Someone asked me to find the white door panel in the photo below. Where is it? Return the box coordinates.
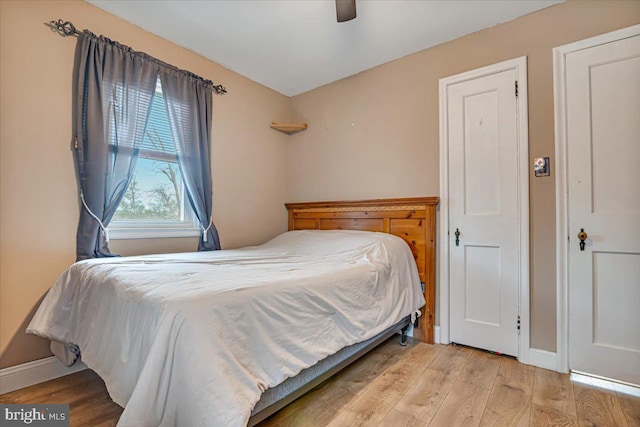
[566,34,640,384]
[448,68,520,357]
[463,245,502,326]
[592,252,640,352]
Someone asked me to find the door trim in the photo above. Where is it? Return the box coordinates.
[438,56,530,362]
[553,24,640,374]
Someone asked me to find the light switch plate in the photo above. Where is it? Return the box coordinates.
[534,157,550,177]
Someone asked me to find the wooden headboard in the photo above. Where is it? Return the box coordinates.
[285,197,439,344]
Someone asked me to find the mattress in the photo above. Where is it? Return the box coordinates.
[27,230,424,426]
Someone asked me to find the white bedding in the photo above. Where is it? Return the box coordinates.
[27,230,425,426]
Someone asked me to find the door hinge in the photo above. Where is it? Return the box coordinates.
[515,80,519,98]
[517,315,521,334]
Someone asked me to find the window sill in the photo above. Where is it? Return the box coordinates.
[108,226,201,240]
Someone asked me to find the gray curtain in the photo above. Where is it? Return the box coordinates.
[159,70,221,250]
[74,31,158,260]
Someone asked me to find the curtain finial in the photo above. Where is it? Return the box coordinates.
[45,19,80,37]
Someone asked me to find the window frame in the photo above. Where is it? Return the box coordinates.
[108,80,201,240]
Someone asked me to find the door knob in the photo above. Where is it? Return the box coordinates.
[577,228,588,251]
[454,228,460,247]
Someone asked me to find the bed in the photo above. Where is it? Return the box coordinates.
[27,197,438,426]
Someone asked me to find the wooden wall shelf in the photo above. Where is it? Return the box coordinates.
[271,122,308,135]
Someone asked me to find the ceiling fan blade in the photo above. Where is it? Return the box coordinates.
[336,0,356,22]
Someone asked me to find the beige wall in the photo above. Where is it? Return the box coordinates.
[288,1,640,351]
[2,0,639,370]
[0,0,290,368]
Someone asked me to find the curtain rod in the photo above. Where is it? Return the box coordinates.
[44,19,227,95]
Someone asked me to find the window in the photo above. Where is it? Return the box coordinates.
[109,77,199,239]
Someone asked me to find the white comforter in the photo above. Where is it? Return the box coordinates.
[27,230,424,426]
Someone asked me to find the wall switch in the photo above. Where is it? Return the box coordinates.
[534,157,550,177]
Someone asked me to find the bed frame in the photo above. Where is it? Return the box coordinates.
[285,197,439,343]
[248,316,411,425]
[247,197,439,425]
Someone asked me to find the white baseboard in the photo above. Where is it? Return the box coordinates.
[434,326,441,344]
[0,357,87,395]
[527,348,557,371]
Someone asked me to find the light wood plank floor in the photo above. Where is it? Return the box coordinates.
[1,338,638,426]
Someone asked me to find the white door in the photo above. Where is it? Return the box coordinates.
[446,66,522,357]
[565,31,640,385]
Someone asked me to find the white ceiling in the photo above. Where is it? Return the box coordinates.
[86,0,563,96]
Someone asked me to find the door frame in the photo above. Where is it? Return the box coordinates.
[553,24,640,374]
[438,56,530,362]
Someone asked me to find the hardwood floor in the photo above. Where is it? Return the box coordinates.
[1,338,638,426]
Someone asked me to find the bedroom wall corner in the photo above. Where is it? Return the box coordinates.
[0,0,291,370]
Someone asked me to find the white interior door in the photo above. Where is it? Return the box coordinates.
[447,67,521,357]
[565,32,640,385]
